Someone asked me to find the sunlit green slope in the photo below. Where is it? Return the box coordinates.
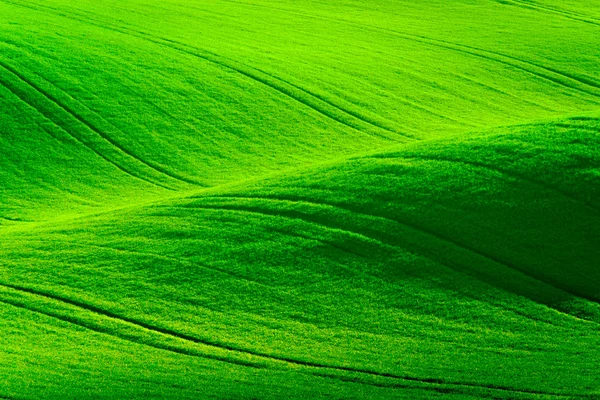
[1,0,600,398]
[2,117,600,399]
[2,0,600,220]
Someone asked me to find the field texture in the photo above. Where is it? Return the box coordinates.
[1,0,600,399]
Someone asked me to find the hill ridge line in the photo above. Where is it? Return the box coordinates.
[1,114,598,232]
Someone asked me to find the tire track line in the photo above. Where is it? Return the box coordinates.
[31,70,205,187]
[164,202,393,254]
[149,207,375,276]
[157,205,401,287]
[401,35,600,100]
[0,292,536,399]
[0,0,414,141]
[163,202,575,329]
[0,281,575,396]
[10,216,569,330]
[555,123,600,134]
[178,196,530,280]
[163,44,404,140]
[136,37,412,141]
[250,65,427,135]
[493,0,600,27]
[10,236,278,291]
[61,0,584,126]
[0,57,202,188]
[242,41,476,128]
[0,216,31,223]
[220,0,600,100]
[0,295,263,369]
[452,71,555,111]
[263,223,368,260]
[0,66,173,191]
[396,27,600,100]
[197,195,600,314]
[11,0,599,134]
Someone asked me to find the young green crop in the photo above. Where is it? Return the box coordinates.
[1,0,599,399]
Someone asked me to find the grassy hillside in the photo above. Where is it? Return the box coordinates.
[3,0,600,220]
[1,0,599,399]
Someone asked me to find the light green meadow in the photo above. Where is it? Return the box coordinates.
[1,0,599,398]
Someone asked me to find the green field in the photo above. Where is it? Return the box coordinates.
[1,0,600,398]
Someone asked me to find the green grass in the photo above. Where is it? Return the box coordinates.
[1,0,599,399]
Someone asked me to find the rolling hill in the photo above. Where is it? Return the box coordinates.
[1,0,599,399]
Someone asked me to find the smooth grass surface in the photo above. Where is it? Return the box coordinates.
[3,0,600,220]
[1,0,600,399]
